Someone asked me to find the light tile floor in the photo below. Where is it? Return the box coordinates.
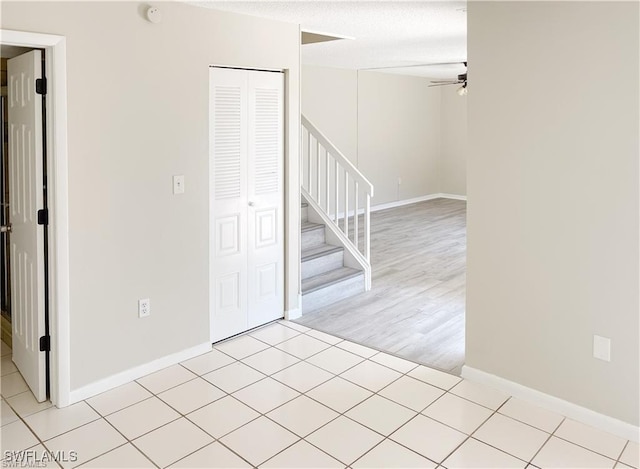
[1,320,638,468]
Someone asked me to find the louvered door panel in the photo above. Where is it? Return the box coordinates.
[247,72,284,328]
[210,68,248,342]
[254,88,280,195]
[214,86,242,200]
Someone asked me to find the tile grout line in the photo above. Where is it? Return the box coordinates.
[615,440,630,467]
[82,379,256,469]
[431,398,517,467]
[548,419,629,464]
[1,389,54,420]
[525,419,563,467]
[81,398,162,469]
[2,395,65,469]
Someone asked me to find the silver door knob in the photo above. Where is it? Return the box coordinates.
[248,201,254,207]
[0,224,11,233]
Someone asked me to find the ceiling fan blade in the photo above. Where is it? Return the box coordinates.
[428,83,459,87]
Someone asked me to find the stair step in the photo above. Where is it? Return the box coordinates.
[301,243,344,279]
[301,222,323,233]
[301,202,308,208]
[302,243,342,261]
[302,267,362,295]
[301,222,325,249]
[302,267,365,312]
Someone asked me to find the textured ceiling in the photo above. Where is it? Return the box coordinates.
[192,1,467,78]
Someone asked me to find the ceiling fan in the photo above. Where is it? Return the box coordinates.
[428,61,467,95]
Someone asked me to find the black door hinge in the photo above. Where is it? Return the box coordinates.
[39,335,50,352]
[37,209,48,226]
[36,78,47,95]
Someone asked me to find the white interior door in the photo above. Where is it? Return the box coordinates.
[7,50,47,401]
[210,67,284,342]
[210,68,249,342]
[247,71,284,328]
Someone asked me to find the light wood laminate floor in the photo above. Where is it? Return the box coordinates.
[295,198,466,374]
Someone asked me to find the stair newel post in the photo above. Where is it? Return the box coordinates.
[365,193,371,263]
[344,172,349,239]
[354,181,359,251]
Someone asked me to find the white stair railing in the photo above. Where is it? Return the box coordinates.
[301,115,374,290]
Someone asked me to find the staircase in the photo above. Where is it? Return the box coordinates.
[300,115,374,313]
[301,203,365,312]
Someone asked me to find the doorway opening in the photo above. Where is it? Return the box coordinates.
[1,45,51,402]
[1,30,69,408]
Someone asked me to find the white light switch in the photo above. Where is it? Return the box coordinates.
[593,335,611,362]
[173,175,185,194]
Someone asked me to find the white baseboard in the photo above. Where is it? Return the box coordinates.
[439,193,467,201]
[69,342,212,404]
[285,307,302,320]
[461,365,640,443]
[371,193,467,213]
[313,193,468,222]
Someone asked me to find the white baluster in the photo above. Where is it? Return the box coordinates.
[334,161,339,224]
[354,181,359,251]
[365,193,371,262]
[307,131,311,192]
[344,172,349,238]
[316,141,321,203]
[326,151,330,213]
[302,127,306,191]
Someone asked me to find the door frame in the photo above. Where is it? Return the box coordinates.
[1,29,70,407]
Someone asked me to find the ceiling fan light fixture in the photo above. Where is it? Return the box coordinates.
[457,84,468,96]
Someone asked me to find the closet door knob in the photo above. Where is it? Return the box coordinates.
[248,201,255,207]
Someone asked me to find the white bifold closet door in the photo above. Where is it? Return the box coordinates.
[210,67,284,343]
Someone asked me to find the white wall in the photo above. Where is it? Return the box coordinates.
[1,2,300,392]
[302,65,467,205]
[358,72,442,204]
[302,65,357,164]
[440,86,467,196]
[466,1,639,426]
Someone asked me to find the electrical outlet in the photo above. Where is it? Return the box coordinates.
[138,298,151,318]
[593,335,610,362]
